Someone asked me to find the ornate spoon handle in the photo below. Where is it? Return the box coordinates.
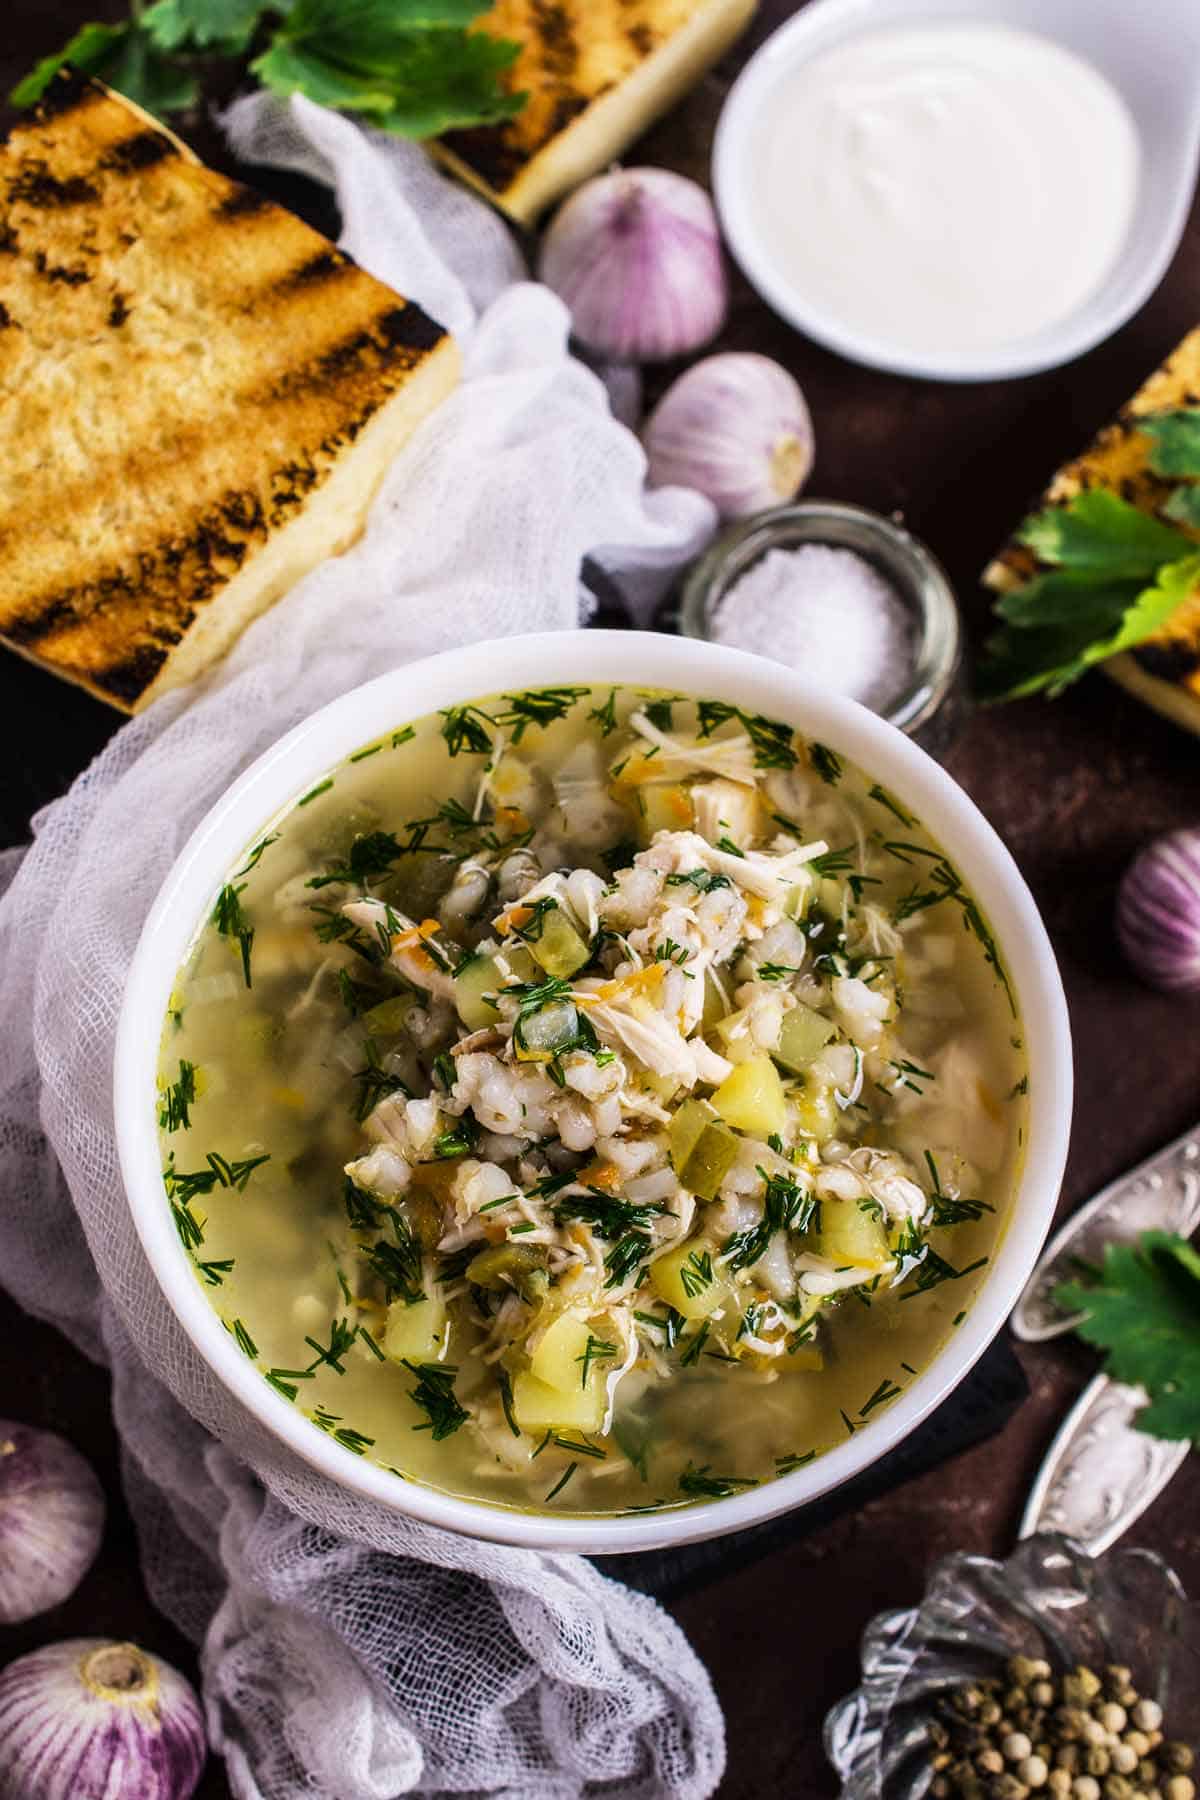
[1012,1122,1200,1343]
[1019,1373,1190,1555]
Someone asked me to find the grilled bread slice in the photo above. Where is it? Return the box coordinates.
[983,326,1200,736]
[0,72,459,713]
[436,0,756,226]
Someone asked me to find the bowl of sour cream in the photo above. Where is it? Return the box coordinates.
[714,0,1200,381]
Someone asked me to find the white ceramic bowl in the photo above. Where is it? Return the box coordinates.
[713,0,1200,382]
[115,631,1072,1554]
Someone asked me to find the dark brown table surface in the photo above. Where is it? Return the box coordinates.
[4,4,1200,1795]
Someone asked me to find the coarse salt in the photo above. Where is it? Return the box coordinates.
[710,543,914,712]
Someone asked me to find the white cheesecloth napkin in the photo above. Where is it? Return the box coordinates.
[0,94,724,1799]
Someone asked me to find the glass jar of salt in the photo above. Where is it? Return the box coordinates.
[679,501,962,746]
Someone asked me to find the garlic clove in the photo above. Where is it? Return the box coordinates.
[0,1421,105,1625]
[1117,827,1200,992]
[642,353,815,519]
[0,1639,206,1800]
[539,167,728,364]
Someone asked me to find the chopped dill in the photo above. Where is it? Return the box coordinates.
[212,882,254,987]
[810,742,842,785]
[576,1335,617,1387]
[230,1318,258,1360]
[807,845,856,878]
[868,783,914,826]
[310,1408,374,1455]
[234,833,280,877]
[303,1317,359,1375]
[402,1361,469,1439]
[775,1450,816,1474]
[545,1462,578,1502]
[440,704,494,756]
[678,1249,714,1299]
[496,687,589,741]
[642,697,676,731]
[350,1039,410,1123]
[634,1307,685,1350]
[757,962,802,982]
[678,1463,758,1499]
[298,778,334,806]
[158,1059,196,1133]
[664,868,732,894]
[363,1225,424,1305]
[552,1434,606,1460]
[194,1256,234,1287]
[679,1321,711,1366]
[496,1368,520,1437]
[588,689,619,735]
[859,1377,902,1417]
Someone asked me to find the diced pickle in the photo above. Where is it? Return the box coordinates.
[530,1311,594,1389]
[669,1098,713,1174]
[514,997,580,1061]
[466,1242,548,1300]
[638,783,694,842]
[526,907,590,979]
[383,1295,446,1362]
[362,995,411,1038]
[711,1055,788,1138]
[701,972,728,1029]
[816,1197,892,1271]
[793,1077,839,1142]
[650,1241,731,1321]
[452,955,501,1030]
[512,1370,606,1434]
[774,1003,837,1074]
[681,1123,739,1201]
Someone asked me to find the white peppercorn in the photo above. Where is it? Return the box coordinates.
[1020,1755,1049,1788]
[1073,1779,1101,1800]
[1047,1774,1072,1798]
[1165,1779,1196,1800]
[1004,1734,1034,1764]
[1083,1721,1110,1748]
[1032,1683,1056,1708]
[1109,1744,1138,1775]
[1099,1706,1129,1736]
[1131,1702,1163,1734]
[1126,1734,1152,1759]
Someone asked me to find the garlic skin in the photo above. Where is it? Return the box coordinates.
[0,1639,205,1800]
[0,1422,105,1624]
[1117,827,1200,992]
[643,353,815,518]
[539,168,727,363]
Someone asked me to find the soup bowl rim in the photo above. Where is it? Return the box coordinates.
[114,630,1072,1554]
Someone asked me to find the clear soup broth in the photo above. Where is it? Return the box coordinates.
[157,685,1026,1516]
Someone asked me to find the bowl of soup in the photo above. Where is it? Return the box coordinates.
[115,631,1071,1552]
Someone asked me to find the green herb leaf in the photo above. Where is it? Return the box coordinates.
[1056,1231,1200,1442]
[1141,409,1200,480]
[143,0,267,52]
[251,0,524,139]
[10,21,199,114]
[1016,487,1190,580]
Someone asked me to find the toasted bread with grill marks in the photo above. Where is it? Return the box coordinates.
[435,0,756,225]
[984,325,1200,736]
[0,70,459,712]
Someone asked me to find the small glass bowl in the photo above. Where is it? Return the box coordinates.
[824,1533,1200,1799]
[678,501,964,750]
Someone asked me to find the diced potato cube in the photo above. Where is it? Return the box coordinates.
[512,1371,607,1434]
[711,1054,788,1138]
[793,1077,839,1142]
[453,954,502,1030]
[692,778,762,846]
[383,1296,446,1362]
[816,1198,891,1271]
[526,908,590,979]
[530,1311,594,1390]
[649,1242,730,1321]
[774,1003,837,1074]
[638,783,694,842]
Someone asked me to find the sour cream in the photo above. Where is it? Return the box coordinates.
[748,22,1140,356]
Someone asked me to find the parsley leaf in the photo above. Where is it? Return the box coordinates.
[252,0,524,139]
[11,20,199,113]
[144,0,267,52]
[980,431,1200,700]
[1057,1231,1200,1443]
